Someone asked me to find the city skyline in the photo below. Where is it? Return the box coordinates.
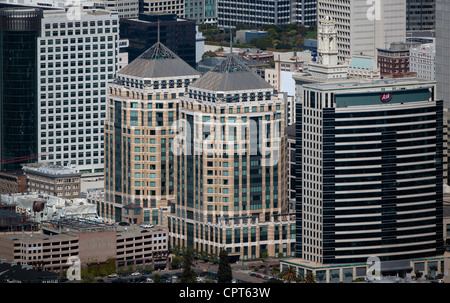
[0,0,449,287]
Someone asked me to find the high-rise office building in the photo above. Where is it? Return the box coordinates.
[406,0,435,31]
[167,54,295,259]
[37,8,120,173]
[104,41,200,224]
[93,0,139,19]
[286,19,444,280]
[0,8,43,171]
[436,0,450,186]
[296,78,443,265]
[217,0,293,29]
[292,0,316,26]
[184,0,216,24]
[317,0,406,63]
[139,0,185,19]
[436,0,449,109]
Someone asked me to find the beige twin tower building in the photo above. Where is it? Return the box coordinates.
[104,42,295,260]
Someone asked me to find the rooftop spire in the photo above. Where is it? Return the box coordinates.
[157,19,160,43]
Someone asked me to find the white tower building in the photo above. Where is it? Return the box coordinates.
[37,8,120,173]
[317,0,406,63]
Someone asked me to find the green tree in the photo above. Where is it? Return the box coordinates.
[180,249,197,283]
[281,266,297,283]
[217,250,233,283]
[154,273,162,283]
[171,255,182,269]
[304,271,317,283]
[202,50,217,60]
[81,271,96,283]
[249,36,273,50]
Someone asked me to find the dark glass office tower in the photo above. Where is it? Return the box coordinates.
[119,13,196,68]
[0,8,43,171]
[296,78,444,265]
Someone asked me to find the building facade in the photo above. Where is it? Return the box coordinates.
[217,0,292,29]
[104,41,200,225]
[0,171,27,195]
[0,8,43,171]
[36,8,119,174]
[406,0,435,31]
[317,0,406,63]
[22,164,82,199]
[139,0,185,19]
[377,45,411,77]
[0,219,169,272]
[292,0,316,27]
[93,0,139,19]
[296,78,443,265]
[184,0,216,24]
[409,42,436,80]
[167,55,294,259]
[436,0,450,109]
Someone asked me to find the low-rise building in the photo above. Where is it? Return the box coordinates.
[22,164,81,199]
[0,218,169,273]
[0,171,27,195]
[409,42,436,80]
[0,260,59,283]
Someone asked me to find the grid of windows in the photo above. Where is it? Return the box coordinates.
[37,11,119,173]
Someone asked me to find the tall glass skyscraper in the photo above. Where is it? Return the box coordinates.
[0,8,43,171]
[296,78,444,265]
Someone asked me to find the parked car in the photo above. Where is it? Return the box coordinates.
[131,272,140,276]
[255,274,263,278]
[108,273,118,278]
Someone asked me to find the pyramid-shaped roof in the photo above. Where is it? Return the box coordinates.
[119,42,200,79]
[189,55,272,92]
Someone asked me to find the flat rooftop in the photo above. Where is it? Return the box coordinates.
[304,77,435,91]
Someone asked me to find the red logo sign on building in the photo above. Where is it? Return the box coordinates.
[381,93,393,102]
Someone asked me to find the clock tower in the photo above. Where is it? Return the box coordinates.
[317,16,338,66]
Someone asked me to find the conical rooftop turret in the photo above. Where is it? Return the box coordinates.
[119,42,200,79]
[190,54,272,92]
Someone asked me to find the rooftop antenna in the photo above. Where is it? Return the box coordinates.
[157,19,160,43]
[229,28,232,55]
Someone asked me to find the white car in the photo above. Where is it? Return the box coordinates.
[108,273,118,278]
[146,278,153,283]
[131,272,140,276]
